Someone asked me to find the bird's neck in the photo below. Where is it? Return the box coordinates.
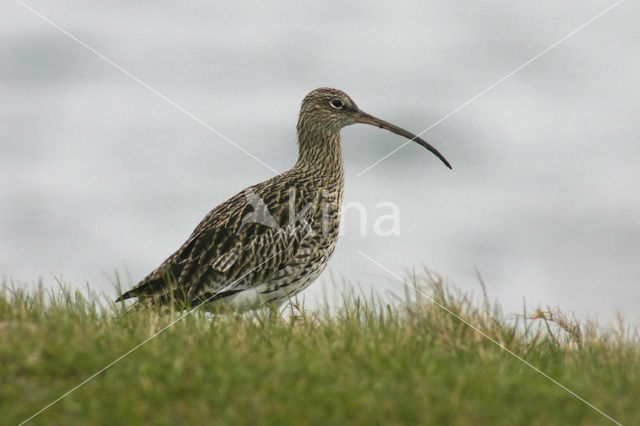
[294,125,344,185]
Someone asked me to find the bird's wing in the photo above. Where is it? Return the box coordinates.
[116,172,319,303]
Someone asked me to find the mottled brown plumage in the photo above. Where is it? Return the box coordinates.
[116,88,451,311]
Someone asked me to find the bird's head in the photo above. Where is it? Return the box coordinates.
[298,87,451,169]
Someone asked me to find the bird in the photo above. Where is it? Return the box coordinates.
[115,87,451,312]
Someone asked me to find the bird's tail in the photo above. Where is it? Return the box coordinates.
[114,268,181,303]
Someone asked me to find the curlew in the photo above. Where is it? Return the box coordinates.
[116,88,451,311]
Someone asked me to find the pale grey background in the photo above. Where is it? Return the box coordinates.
[1,1,639,325]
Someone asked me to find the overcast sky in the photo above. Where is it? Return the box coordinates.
[1,1,639,325]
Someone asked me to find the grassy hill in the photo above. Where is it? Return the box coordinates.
[1,275,637,425]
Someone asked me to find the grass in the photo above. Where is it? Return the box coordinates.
[1,274,638,425]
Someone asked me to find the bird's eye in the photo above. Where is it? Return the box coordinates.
[330,99,343,109]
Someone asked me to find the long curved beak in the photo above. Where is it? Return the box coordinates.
[355,109,452,169]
